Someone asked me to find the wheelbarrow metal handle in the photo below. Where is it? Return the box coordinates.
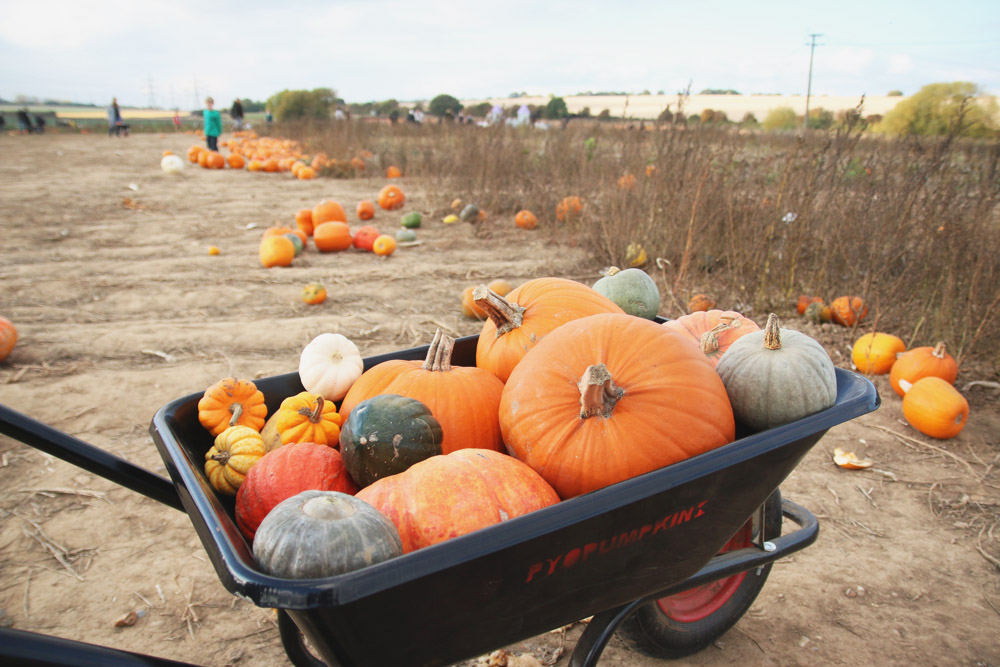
[0,403,184,512]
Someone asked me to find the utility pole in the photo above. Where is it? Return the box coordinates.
[145,75,156,109]
[804,33,823,130]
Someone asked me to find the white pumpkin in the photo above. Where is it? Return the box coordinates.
[298,333,364,402]
[161,154,184,174]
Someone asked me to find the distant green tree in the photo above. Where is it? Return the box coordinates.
[241,99,267,112]
[467,102,493,117]
[876,82,998,138]
[544,96,569,119]
[762,106,798,131]
[657,108,674,123]
[375,99,401,116]
[267,88,337,122]
[597,109,612,120]
[887,90,903,96]
[428,94,463,117]
[741,112,758,126]
[807,107,834,130]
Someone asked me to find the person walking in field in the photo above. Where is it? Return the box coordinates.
[230,98,244,131]
[107,98,123,137]
[173,109,182,132]
[203,97,222,152]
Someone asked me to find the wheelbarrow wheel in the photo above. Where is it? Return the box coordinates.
[616,489,783,659]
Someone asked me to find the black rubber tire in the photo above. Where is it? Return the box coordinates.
[616,489,783,660]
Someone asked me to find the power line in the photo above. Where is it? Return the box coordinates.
[804,33,824,131]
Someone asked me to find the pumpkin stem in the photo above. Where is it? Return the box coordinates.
[606,266,621,277]
[308,395,324,423]
[932,341,948,359]
[210,451,230,466]
[228,401,244,428]
[473,284,525,336]
[699,317,736,354]
[578,363,624,419]
[763,313,782,350]
[301,494,356,520]
[422,329,454,372]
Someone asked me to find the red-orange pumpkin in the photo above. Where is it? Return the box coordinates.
[661,310,760,368]
[500,313,735,499]
[830,296,868,326]
[0,316,18,363]
[339,330,505,455]
[474,277,625,383]
[235,442,357,540]
[352,225,381,251]
[356,449,560,553]
[889,342,958,397]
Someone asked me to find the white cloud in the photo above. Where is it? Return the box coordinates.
[887,54,913,75]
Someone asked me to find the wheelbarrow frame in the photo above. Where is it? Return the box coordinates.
[0,333,879,667]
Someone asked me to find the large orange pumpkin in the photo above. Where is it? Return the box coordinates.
[235,442,357,540]
[500,313,735,499]
[851,332,906,375]
[901,376,969,440]
[661,309,760,368]
[377,185,405,210]
[339,329,505,455]
[312,221,353,252]
[889,342,958,397]
[313,200,348,225]
[474,277,625,383]
[356,449,560,553]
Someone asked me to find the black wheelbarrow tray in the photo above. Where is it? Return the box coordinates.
[0,333,879,667]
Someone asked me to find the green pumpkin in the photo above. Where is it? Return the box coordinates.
[592,267,661,319]
[395,228,417,244]
[339,394,443,488]
[401,212,422,228]
[283,233,304,257]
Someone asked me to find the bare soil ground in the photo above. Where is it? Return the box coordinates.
[1,132,998,667]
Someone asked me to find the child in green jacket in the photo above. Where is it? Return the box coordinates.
[203,97,222,151]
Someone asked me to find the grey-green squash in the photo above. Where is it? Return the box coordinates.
[395,228,417,244]
[716,313,837,431]
[339,394,443,488]
[252,490,402,578]
[592,267,661,319]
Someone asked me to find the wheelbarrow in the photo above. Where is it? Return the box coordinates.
[0,333,880,666]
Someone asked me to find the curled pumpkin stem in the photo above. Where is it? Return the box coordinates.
[305,395,324,423]
[699,316,738,354]
[210,451,230,466]
[228,402,244,428]
[763,313,782,350]
[578,363,624,419]
[421,328,453,372]
[473,284,525,336]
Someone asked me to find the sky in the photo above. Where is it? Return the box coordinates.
[1,0,998,109]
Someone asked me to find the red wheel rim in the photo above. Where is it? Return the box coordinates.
[656,521,753,623]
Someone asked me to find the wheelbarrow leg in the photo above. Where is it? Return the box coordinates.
[568,601,644,667]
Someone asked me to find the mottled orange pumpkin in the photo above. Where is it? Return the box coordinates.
[501,313,735,499]
[339,329,506,456]
[830,296,868,327]
[474,277,625,383]
[555,195,583,222]
[662,310,760,368]
[302,283,327,305]
[356,448,560,553]
[687,294,716,312]
[514,210,538,230]
[377,185,405,210]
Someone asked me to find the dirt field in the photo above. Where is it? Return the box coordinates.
[1,131,998,667]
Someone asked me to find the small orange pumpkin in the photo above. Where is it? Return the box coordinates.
[372,234,397,256]
[461,286,486,319]
[385,165,402,178]
[302,283,327,305]
[198,378,268,436]
[514,210,538,230]
[356,200,376,220]
[830,296,868,327]
[901,376,969,439]
[296,166,317,179]
[0,316,17,363]
[617,173,637,190]
[555,196,583,222]
[259,235,296,267]
[796,295,824,315]
[852,332,906,375]
[889,342,958,397]
[260,392,343,451]
[294,208,314,236]
[313,200,347,225]
[687,294,716,312]
[226,153,246,169]
[313,221,353,252]
[377,185,405,210]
